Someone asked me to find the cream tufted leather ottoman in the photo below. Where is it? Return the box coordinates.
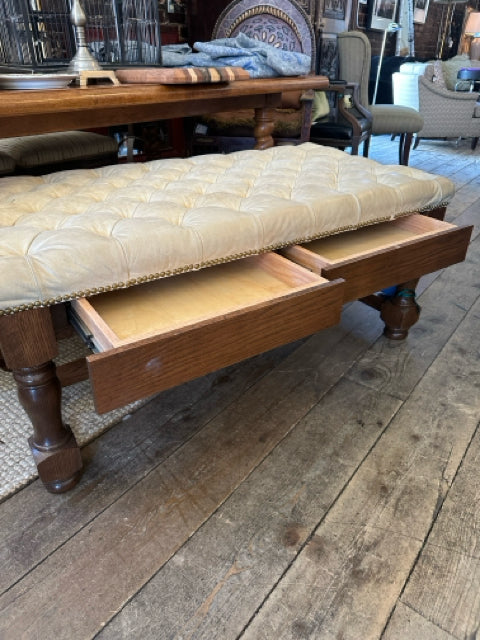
[0,143,472,493]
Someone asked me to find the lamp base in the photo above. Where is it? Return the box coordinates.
[470,37,480,61]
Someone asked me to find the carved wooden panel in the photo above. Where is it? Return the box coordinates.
[185,0,317,45]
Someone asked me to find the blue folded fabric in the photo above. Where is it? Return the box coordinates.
[161,33,311,78]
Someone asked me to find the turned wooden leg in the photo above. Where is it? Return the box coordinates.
[0,308,83,493]
[14,362,82,492]
[253,106,275,149]
[380,281,421,340]
[399,132,414,166]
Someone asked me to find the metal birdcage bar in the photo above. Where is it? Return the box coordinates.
[0,0,74,70]
[84,0,162,66]
[0,0,162,71]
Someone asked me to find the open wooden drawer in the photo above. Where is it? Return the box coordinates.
[281,213,472,302]
[69,253,345,413]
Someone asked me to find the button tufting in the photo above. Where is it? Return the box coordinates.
[0,143,455,315]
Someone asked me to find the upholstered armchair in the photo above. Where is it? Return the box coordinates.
[416,65,480,149]
[190,0,316,155]
[336,31,424,165]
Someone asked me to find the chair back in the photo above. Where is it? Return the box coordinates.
[212,0,315,72]
[337,31,371,107]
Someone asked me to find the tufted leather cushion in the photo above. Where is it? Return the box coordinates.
[0,131,118,170]
[0,143,454,315]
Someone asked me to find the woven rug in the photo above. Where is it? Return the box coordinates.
[0,334,147,502]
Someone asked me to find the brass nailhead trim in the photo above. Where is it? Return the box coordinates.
[0,204,450,317]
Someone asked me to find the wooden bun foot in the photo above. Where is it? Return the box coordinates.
[29,428,83,493]
[380,287,420,340]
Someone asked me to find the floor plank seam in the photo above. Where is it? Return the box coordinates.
[0,364,277,600]
[384,600,461,640]
[379,418,480,640]
[94,362,355,638]
[235,401,403,639]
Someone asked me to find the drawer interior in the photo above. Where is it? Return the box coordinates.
[70,252,329,351]
[280,213,472,302]
[296,214,453,266]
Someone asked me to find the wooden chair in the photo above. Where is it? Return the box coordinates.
[309,81,373,157]
[189,0,316,155]
[335,31,424,165]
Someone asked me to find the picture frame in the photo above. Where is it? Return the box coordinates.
[317,0,352,33]
[413,0,429,24]
[367,0,399,31]
[316,31,338,79]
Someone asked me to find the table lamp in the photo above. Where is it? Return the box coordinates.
[465,12,480,60]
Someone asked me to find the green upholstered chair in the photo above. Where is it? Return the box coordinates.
[0,131,118,175]
[337,31,424,165]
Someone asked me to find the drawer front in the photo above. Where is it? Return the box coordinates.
[86,278,344,413]
[283,216,472,302]
[323,225,471,301]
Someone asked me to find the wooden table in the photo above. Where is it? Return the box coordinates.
[0,74,330,494]
[0,75,329,146]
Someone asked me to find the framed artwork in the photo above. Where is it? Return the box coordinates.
[368,0,399,30]
[413,0,429,24]
[317,0,352,33]
[316,32,338,79]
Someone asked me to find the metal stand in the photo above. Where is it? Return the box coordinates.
[372,22,401,105]
[67,0,101,74]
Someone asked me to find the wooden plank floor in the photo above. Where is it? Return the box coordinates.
[1,135,479,640]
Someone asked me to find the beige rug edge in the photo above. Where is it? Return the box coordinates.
[0,335,146,501]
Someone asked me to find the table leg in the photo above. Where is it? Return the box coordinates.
[253,106,275,149]
[0,308,82,493]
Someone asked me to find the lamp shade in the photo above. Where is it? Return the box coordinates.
[465,12,480,35]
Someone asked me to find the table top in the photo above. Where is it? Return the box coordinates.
[0,75,329,139]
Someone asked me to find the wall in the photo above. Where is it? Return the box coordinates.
[354,0,472,59]
[158,0,188,43]
[172,0,478,60]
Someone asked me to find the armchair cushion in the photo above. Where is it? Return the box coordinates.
[369,104,424,135]
[312,91,330,121]
[441,54,480,91]
[0,132,118,171]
